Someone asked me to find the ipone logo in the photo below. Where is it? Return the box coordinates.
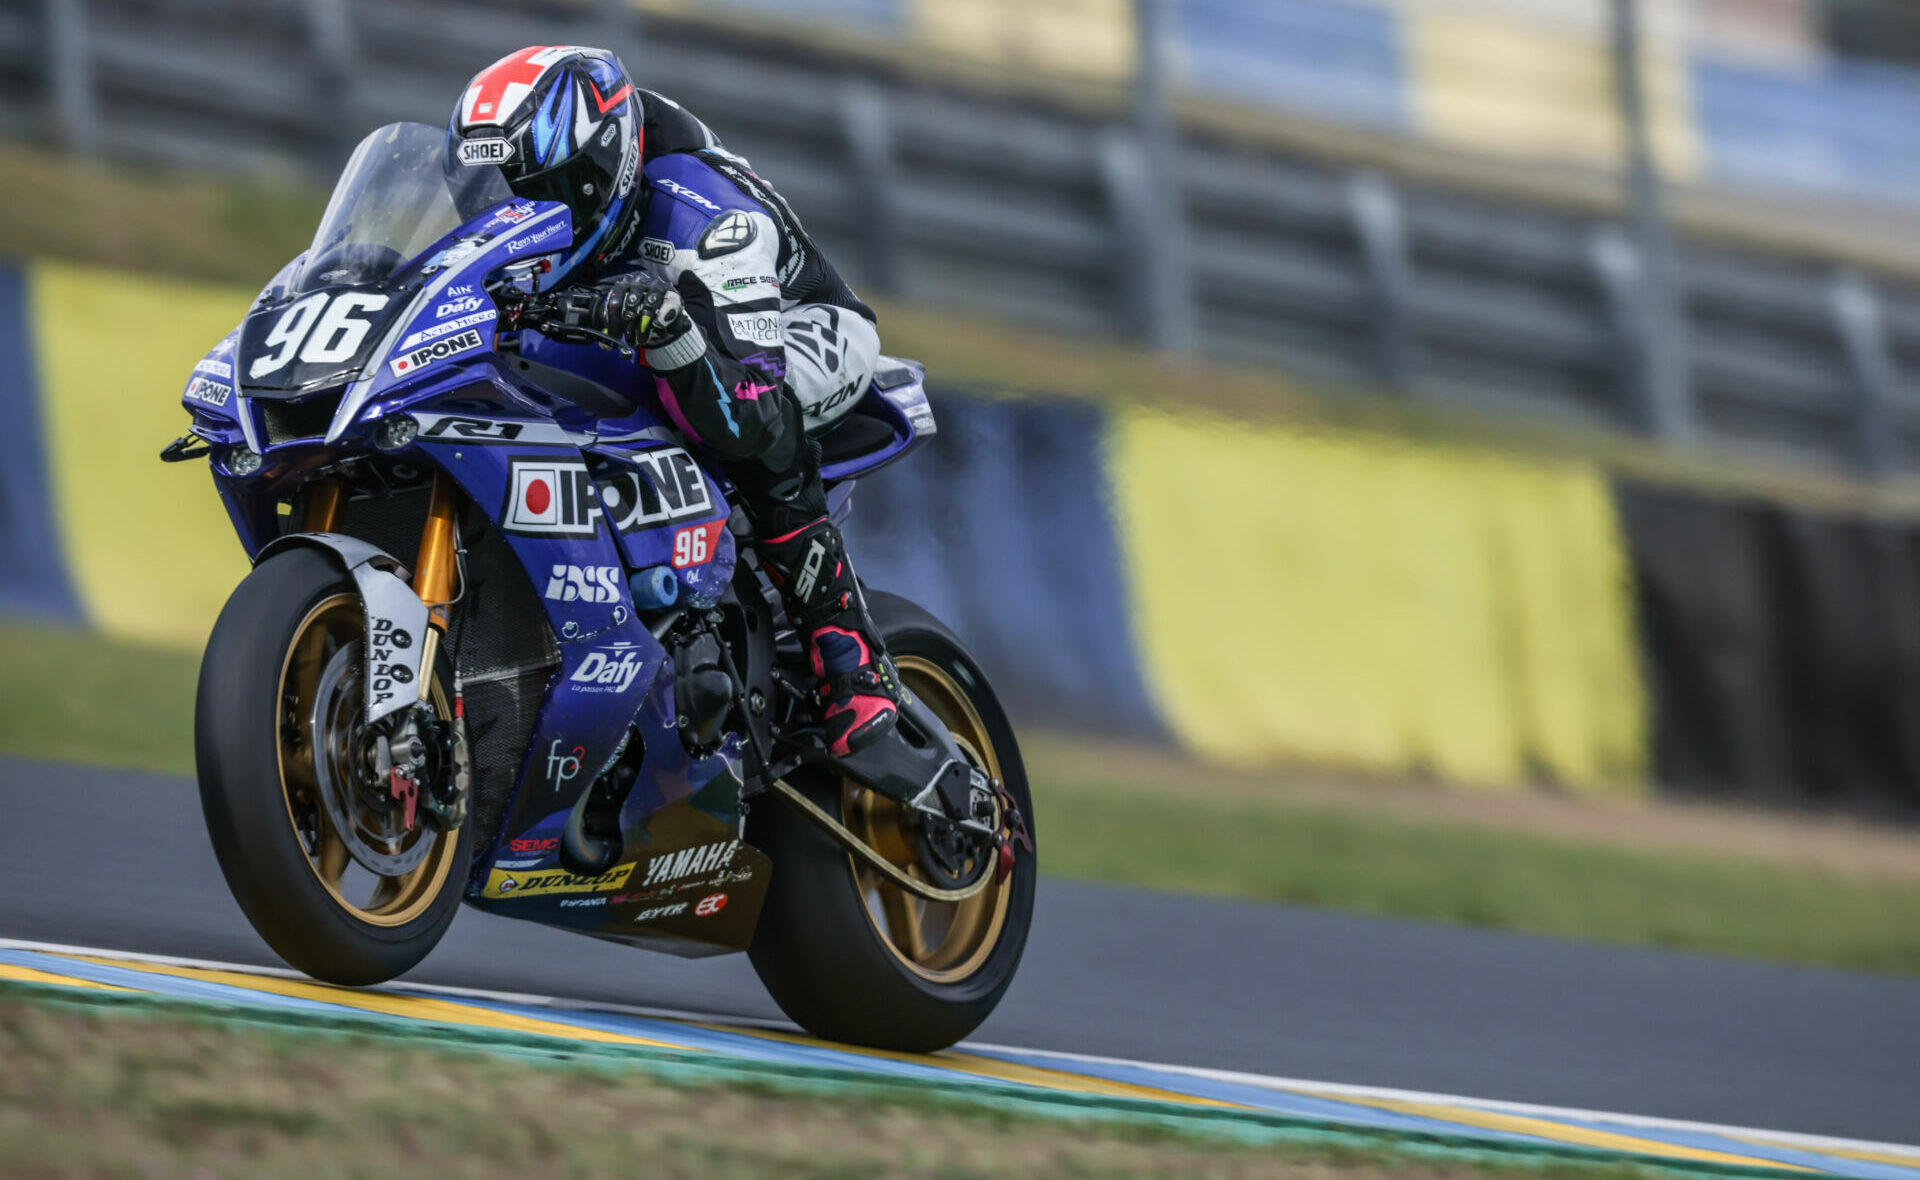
[570,642,643,694]
[502,460,600,538]
[388,328,483,376]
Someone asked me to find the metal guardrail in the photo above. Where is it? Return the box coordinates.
[10,0,1920,476]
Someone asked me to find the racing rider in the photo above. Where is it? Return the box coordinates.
[450,46,898,758]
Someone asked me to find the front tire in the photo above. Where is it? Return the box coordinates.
[196,547,469,986]
[748,592,1037,1052]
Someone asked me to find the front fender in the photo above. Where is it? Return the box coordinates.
[255,532,431,726]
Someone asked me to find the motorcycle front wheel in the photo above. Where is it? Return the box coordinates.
[196,547,470,985]
[748,591,1038,1052]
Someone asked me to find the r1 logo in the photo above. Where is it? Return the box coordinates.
[672,521,721,569]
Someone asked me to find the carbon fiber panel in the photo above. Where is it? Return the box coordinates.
[446,517,558,841]
[336,490,557,841]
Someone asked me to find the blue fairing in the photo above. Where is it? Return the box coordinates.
[186,186,920,947]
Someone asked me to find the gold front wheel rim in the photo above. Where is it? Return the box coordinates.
[276,593,457,928]
[843,653,1012,984]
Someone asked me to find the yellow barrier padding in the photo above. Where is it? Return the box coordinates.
[1406,6,1697,180]
[912,0,1136,82]
[1109,408,1646,792]
[32,261,254,648]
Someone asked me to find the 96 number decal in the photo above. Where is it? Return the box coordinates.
[248,292,391,379]
[671,522,721,569]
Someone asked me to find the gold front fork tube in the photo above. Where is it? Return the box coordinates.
[300,476,346,533]
[411,471,462,699]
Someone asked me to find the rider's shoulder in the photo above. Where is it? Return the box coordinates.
[643,153,759,222]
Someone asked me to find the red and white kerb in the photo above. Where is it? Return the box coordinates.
[459,45,586,129]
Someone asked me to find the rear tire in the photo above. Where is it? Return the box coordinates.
[196,547,469,986]
[748,592,1037,1052]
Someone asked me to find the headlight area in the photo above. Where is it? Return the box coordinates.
[219,443,265,478]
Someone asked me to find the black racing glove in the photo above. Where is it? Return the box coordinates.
[558,273,688,349]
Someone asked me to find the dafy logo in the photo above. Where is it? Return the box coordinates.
[571,642,644,694]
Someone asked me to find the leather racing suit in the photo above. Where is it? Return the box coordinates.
[556,90,898,757]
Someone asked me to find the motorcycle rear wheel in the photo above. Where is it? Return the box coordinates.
[196,547,469,985]
[748,592,1037,1052]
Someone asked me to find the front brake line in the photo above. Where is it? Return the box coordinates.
[766,778,993,904]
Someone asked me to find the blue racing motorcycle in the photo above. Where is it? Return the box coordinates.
[165,122,1035,1052]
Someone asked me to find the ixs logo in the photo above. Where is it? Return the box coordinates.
[389,328,484,376]
[633,902,688,923]
[482,863,633,899]
[502,459,601,538]
[457,137,515,166]
[435,296,485,319]
[596,448,714,532]
[544,564,623,603]
[570,642,644,695]
[184,376,229,408]
[640,840,739,888]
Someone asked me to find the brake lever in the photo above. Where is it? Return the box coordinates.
[528,319,636,361]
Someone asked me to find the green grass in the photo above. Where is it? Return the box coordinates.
[1037,777,1920,974]
[0,618,200,776]
[7,617,1920,975]
[0,995,1731,1179]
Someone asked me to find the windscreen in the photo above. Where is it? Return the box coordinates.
[297,122,515,292]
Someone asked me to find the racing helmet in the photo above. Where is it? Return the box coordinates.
[449,45,642,283]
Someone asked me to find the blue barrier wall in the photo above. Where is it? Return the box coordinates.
[1178,0,1407,131]
[0,260,80,621]
[841,392,1168,739]
[1693,56,1920,206]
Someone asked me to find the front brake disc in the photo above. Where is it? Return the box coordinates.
[309,640,435,877]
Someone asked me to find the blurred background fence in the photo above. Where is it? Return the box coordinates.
[6,0,1920,476]
[8,0,1920,809]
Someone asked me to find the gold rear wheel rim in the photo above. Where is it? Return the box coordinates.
[276,593,457,928]
[842,654,1011,984]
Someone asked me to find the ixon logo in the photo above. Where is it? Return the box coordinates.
[571,642,643,694]
[544,564,622,603]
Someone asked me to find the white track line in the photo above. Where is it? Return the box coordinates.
[5,937,1916,1160]
[961,1043,1920,1158]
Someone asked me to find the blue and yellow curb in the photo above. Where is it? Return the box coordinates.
[2,941,1915,1178]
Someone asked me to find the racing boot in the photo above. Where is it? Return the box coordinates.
[757,517,900,757]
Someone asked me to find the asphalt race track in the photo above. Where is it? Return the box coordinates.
[3,756,1916,1144]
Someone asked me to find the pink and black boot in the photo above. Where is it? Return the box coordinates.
[758,517,900,756]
